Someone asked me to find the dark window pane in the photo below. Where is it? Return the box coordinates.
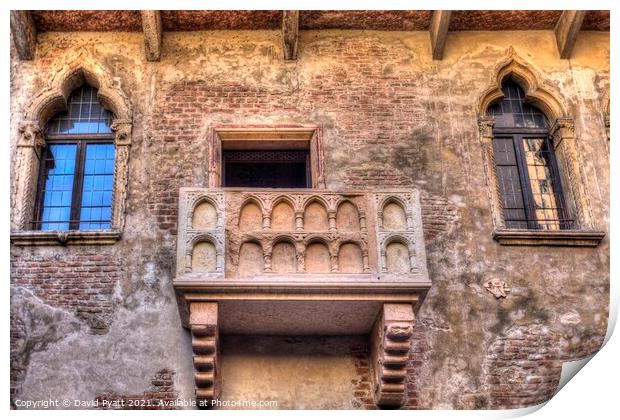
[493,138,527,227]
[39,144,77,231]
[487,80,548,129]
[223,150,309,188]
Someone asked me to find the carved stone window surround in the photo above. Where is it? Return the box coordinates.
[10,51,133,246]
[477,49,605,247]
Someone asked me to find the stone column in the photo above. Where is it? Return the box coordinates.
[11,121,45,231]
[295,211,304,230]
[477,116,504,229]
[110,119,132,231]
[550,118,593,229]
[328,210,337,231]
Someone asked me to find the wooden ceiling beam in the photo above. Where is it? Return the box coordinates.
[10,11,37,60]
[554,10,586,59]
[282,11,299,61]
[430,10,452,60]
[141,10,163,61]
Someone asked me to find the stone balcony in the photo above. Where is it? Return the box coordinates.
[173,188,431,407]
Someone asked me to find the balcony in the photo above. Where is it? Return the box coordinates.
[173,188,431,407]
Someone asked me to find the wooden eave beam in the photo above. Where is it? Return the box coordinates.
[282,10,299,61]
[554,10,586,59]
[141,10,163,61]
[10,11,37,60]
[429,10,452,60]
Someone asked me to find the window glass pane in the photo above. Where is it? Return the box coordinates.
[39,144,77,231]
[493,138,528,228]
[487,80,549,129]
[45,85,113,135]
[522,138,565,230]
[79,143,115,230]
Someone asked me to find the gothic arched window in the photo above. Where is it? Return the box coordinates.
[487,79,569,230]
[35,85,116,230]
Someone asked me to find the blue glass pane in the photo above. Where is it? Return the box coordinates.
[79,143,115,230]
[39,144,77,231]
[45,85,113,135]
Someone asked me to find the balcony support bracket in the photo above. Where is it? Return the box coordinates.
[370,303,415,408]
[190,302,220,407]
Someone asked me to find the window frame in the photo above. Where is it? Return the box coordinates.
[492,126,570,230]
[33,133,115,231]
[207,125,326,190]
[476,55,604,246]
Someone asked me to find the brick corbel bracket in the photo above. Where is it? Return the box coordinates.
[370,303,415,408]
[189,302,220,407]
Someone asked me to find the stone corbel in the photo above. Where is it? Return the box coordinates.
[190,302,220,405]
[370,303,415,408]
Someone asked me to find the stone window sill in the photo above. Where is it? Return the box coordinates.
[10,230,122,246]
[493,229,605,247]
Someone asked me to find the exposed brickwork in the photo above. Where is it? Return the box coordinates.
[483,325,564,409]
[342,168,411,189]
[403,323,430,409]
[349,342,375,410]
[420,195,459,243]
[10,253,121,334]
[10,312,27,409]
[95,369,179,410]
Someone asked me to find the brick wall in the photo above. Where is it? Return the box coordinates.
[349,342,375,409]
[95,369,179,410]
[483,324,564,408]
[10,253,121,334]
[403,324,430,409]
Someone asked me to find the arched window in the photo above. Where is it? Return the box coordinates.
[487,79,569,230]
[34,85,116,230]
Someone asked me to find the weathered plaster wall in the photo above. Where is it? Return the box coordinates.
[219,336,369,409]
[10,29,609,409]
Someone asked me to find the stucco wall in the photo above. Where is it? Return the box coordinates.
[10,29,609,409]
